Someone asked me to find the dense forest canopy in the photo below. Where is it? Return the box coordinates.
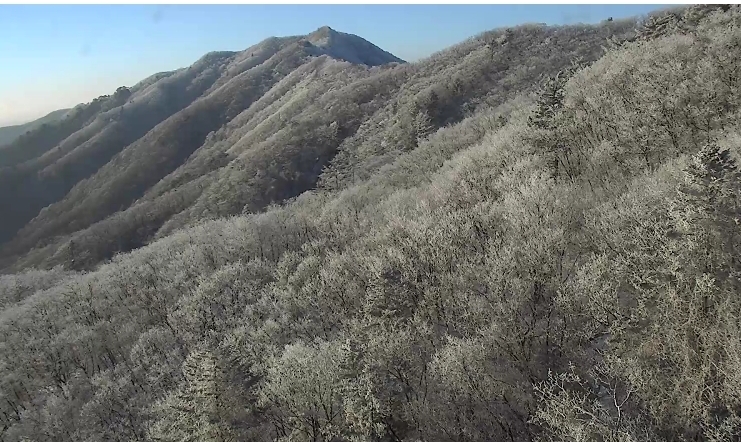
[1,4,741,442]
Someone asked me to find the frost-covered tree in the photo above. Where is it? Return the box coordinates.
[148,346,236,442]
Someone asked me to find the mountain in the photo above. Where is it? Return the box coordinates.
[0,28,402,269]
[4,6,741,440]
[0,108,71,146]
[0,22,637,272]
[305,26,406,65]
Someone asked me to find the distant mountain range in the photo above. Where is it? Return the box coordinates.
[0,109,71,147]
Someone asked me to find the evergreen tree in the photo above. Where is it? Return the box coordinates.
[148,346,235,442]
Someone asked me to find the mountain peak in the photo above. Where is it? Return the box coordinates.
[312,25,336,37]
[303,26,405,66]
[306,25,339,48]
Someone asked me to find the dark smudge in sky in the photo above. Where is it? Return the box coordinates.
[152,8,164,23]
[80,43,91,57]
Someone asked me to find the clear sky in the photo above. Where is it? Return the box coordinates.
[0,4,666,127]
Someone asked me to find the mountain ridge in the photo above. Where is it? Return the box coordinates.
[0,108,71,147]
[3,6,741,442]
[304,25,406,65]
[0,21,634,271]
[0,26,406,270]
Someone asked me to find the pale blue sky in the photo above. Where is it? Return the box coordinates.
[0,4,665,126]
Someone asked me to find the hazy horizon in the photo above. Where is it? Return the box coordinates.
[0,4,664,127]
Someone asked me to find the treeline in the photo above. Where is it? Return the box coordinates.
[1,5,740,442]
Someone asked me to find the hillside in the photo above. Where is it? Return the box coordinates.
[0,20,635,272]
[0,108,71,146]
[0,28,409,270]
[2,4,741,442]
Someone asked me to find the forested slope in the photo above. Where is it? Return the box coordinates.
[2,4,741,442]
[0,21,635,272]
[0,109,71,147]
[0,28,401,270]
